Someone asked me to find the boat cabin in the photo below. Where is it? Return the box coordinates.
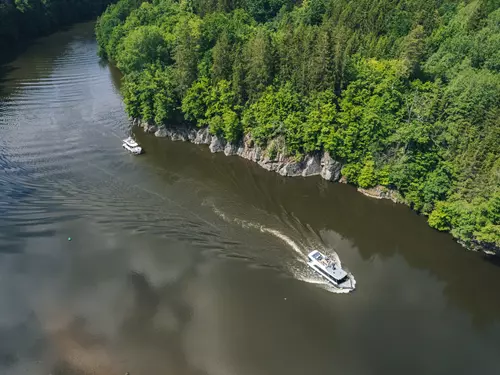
[309,250,349,283]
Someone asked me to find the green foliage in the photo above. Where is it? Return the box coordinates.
[487,192,500,225]
[122,65,178,123]
[211,30,233,82]
[244,0,292,23]
[341,163,361,185]
[305,90,338,153]
[205,79,242,141]
[95,0,143,59]
[400,24,426,76]
[335,58,406,163]
[243,27,274,100]
[117,25,170,74]
[182,77,210,124]
[96,0,500,249]
[242,83,303,149]
[358,157,377,188]
[173,15,202,96]
[428,202,452,231]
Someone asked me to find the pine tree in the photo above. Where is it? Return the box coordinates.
[211,31,233,83]
[244,28,274,100]
[401,25,426,77]
[307,26,334,93]
[174,17,200,97]
[232,43,246,105]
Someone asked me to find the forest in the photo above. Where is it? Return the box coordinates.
[95,0,500,251]
[0,0,114,60]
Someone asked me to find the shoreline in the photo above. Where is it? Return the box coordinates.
[134,119,498,257]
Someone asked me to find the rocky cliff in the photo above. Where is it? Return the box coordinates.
[137,121,345,178]
[132,119,498,256]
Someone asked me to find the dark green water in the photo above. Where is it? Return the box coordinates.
[1,22,499,375]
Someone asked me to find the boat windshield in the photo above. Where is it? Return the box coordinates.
[313,252,323,261]
[338,275,349,284]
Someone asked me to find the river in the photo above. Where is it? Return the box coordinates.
[1,22,500,375]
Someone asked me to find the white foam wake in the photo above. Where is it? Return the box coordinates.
[210,204,356,294]
[211,205,306,259]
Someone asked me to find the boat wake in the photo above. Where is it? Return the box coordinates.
[209,203,356,294]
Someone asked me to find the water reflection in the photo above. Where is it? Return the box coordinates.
[136,136,500,328]
[1,21,500,375]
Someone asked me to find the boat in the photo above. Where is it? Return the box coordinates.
[307,250,354,290]
[122,137,143,155]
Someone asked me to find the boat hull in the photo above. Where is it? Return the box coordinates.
[122,143,143,155]
[307,260,354,290]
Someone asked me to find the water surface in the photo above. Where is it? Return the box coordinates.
[1,22,500,375]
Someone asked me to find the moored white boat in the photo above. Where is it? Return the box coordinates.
[307,250,355,290]
[122,137,143,155]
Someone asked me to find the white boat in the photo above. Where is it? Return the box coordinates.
[122,137,143,155]
[307,250,354,290]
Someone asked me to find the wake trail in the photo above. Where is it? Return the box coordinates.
[260,227,307,261]
[211,204,307,261]
[85,160,219,232]
[210,203,356,294]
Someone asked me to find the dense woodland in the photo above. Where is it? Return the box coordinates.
[0,0,113,59]
[96,0,500,250]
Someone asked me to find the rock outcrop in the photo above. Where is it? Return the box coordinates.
[193,127,211,145]
[301,155,322,177]
[141,123,340,181]
[357,185,400,203]
[224,142,239,156]
[209,135,226,153]
[154,126,168,138]
[320,152,342,182]
[278,162,304,177]
[138,122,405,205]
[131,119,497,256]
[135,119,158,134]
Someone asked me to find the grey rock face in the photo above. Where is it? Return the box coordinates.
[238,145,262,162]
[135,119,344,185]
[209,135,226,153]
[145,123,158,134]
[258,160,283,172]
[155,126,168,137]
[302,155,322,177]
[224,143,239,156]
[187,129,197,142]
[278,162,304,177]
[170,128,189,141]
[194,128,211,144]
[320,152,342,181]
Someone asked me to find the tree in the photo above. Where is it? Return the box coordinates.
[428,202,452,231]
[117,25,169,74]
[243,27,274,100]
[358,157,377,188]
[232,43,246,104]
[401,25,426,77]
[307,26,334,92]
[182,77,211,124]
[97,0,500,250]
[174,16,202,97]
[211,30,233,83]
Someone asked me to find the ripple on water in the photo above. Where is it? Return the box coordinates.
[0,34,122,239]
[0,22,232,260]
[207,201,357,294]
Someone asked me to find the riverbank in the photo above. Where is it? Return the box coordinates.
[4,22,500,375]
[134,119,498,257]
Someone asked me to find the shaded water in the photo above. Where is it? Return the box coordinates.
[1,22,499,375]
